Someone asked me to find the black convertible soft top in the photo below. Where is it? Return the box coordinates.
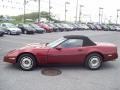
[64,35,96,46]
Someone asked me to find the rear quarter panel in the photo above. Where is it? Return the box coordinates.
[84,45,118,61]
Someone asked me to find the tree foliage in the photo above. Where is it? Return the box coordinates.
[12,11,60,23]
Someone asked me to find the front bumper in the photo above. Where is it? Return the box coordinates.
[11,31,21,35]
[27,31,35,34]
[104,53,118,61]
[4,49,19,64]
[4,56,16,64]
[36,30,44,33]
[0,32,4,36]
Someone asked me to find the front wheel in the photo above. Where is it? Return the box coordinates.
[17,54,37,71]
[24,30,27,34]
[85,53,103,70]
[8,31,11,35]
[0,33,4,36]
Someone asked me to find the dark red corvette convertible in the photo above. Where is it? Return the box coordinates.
[4,35,118,70]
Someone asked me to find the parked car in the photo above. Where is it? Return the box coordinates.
[114,25,120,31]
[79,23,90,30]
[4,35,118,71]
[54,23,65,32]
[87,24,97,30]
[29,24,45,33]
[47,23,59,32]
[75,23,83,30]
[0,27,5,36]
[35,22,53,32]
[1,23,21,35]
[107,25,116,31]
[71,23,80,31]
[17,24,35,34]
[100,24,109,31]
[67,23,77,31]
[94,24,102,30]
[60,23,73,31]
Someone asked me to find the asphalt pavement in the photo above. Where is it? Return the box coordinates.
[0,31,120,90]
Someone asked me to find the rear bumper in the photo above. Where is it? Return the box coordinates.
[45,29,53,33]
[27,31,35,34]
[104,53,118,61]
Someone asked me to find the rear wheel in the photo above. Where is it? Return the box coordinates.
[0,33,4,36]
[8,31,11,35]
[17,54,37,71]
[24,30,27,34]
[85,53,103,70]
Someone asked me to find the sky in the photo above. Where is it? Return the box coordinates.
[0,0,120,23]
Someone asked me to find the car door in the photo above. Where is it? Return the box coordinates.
[18,24,24,33]
[1,24,8,33]
[47,39,85,64]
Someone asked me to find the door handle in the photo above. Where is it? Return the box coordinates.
[78,49,83,51]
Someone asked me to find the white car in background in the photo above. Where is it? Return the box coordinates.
[115,25,120,31]
[1,23,22,35]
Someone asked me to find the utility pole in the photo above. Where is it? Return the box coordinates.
[101,8,103,24]
[38,0,41,22]
[65,2,67,22]
[23,0,26,23]
[75,0,78,23]
[23,0,37,23]
[99,7,103,24]
[116,9,120,24]
[99,8,100,24]
[49,0,51,22]
[65,2,70,22]
[79,5,84,23]
[109,16,112,24]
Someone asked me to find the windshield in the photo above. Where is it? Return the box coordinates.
[47,38,66,48]
[23,24,31,28]
[31,24,39,28]
[48,23,56,27]
[6,23,16,28]
[55,23,62,27]
[31,24,44,30]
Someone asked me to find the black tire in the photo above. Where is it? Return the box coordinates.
[8,31,11,35]
[0,33,4,37]
[85,53,103,70]
[17,54,37,71]
[24,30,27,34]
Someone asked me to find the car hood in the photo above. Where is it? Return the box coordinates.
[7,28,21,31]
[95,42,116,47]
[36,28,44,31]
[19,43,49,50]
[25,27,34,31]
[0,29,4,32]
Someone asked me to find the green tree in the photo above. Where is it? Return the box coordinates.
[12,11,61,23]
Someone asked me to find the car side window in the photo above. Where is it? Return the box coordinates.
[18,24,23,27]
[2,24,6,27]
[60,39,83,48]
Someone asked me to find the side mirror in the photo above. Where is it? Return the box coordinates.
[55,46,62,50]
[45,43,49,46]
